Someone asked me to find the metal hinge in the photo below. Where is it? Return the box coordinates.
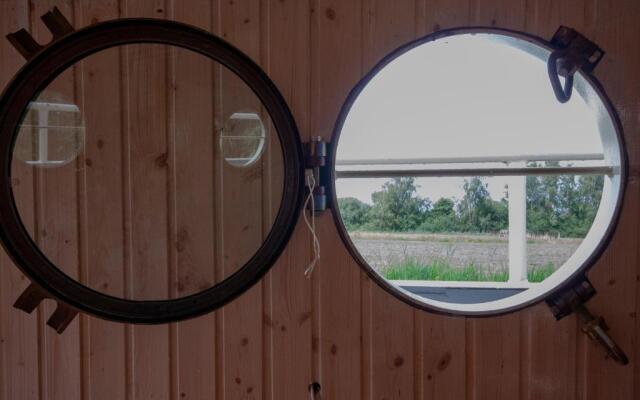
[547,26,605,103]
[546,276,628,365]
[304,136,331,212]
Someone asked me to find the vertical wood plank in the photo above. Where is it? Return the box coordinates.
[584,3,640,399]
[30,2,82,399]
[267,0,313,399]
[313,0,363,398]
[170,1,217,399]
[471,0,526,29]
[421,0,470,32]
[75,1,127,400]
[422,314,466,400]
[218,0,266,398]
[123,2,171,400]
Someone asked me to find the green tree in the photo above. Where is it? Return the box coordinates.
[367,177,430,231]
[526,161,603,238]
[338,197,371,230]
[457,177,507,233]
[420,198,459,232]
[526,163,561,235]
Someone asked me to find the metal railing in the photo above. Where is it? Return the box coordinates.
[336,152,609,287]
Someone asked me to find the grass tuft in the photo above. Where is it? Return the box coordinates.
[382,258,555,282]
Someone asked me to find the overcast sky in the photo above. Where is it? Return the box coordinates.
[334,34,603,204]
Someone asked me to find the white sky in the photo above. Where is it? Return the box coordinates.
[335,34,603,204]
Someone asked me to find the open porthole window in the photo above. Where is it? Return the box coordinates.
[331,28,626,323]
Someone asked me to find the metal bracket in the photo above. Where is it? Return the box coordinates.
[547,26,604,103]
[304,136,331,212]
[546,276,628,365]
[6,6,74,60]
[14,282,79,333]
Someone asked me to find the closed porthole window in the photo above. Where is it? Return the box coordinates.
[332,30,625,315]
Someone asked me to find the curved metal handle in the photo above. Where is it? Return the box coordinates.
[547,50,574,103]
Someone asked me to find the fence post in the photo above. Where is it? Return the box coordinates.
[508,163,527,282]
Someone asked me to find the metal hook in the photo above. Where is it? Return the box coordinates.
[547,50,574,103]
[546,26,604,104]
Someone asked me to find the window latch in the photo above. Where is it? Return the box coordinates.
[304,136,331,212]
[547,26,604,103]
[546,276,628,365]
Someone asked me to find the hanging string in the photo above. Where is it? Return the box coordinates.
[303,171,321,278]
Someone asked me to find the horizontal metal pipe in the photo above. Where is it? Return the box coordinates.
[335,153,605,166]
[335,165,614,178]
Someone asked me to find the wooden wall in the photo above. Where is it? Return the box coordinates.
[0,0,639,399]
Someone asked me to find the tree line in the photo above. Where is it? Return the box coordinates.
[338,164,603,238]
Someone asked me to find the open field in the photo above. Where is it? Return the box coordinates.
[349,231,582,277]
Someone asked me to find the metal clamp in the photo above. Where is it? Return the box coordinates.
[547,26,604,103]
[546,277,628,365]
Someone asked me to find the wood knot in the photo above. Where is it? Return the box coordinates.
[325,8,336,20]
[437,352,452,371]
[155,152,168,168]
[393,355,404,367]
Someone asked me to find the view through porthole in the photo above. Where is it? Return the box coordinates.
[220,110,266,167]
[333,31,624,315]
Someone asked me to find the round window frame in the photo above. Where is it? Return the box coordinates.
[328,26,629,317]
[0,19,305,323]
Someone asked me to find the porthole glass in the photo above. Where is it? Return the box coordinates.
[11,43,283,301]
[332,30,625,315]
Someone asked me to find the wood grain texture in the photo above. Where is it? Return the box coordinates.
[0,1,638,399]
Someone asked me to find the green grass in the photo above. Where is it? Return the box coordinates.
[382,258,555,283]
[527,262,555,283]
